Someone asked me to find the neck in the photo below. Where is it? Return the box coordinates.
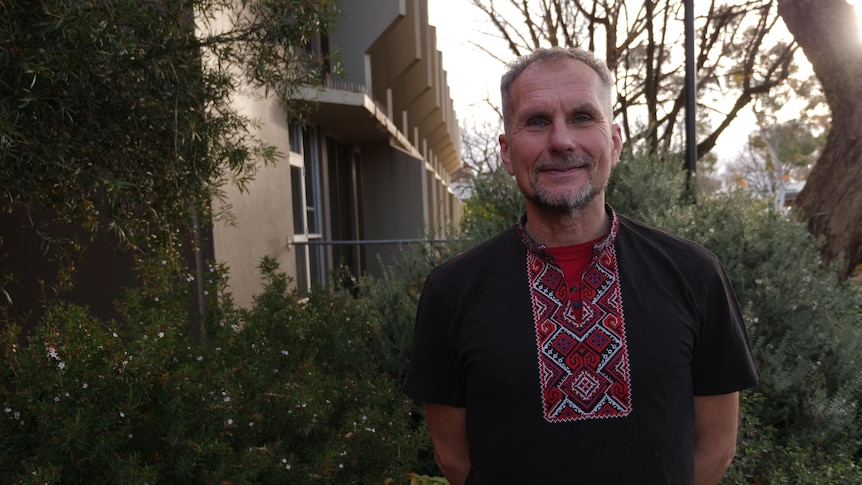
[523,200,610,247]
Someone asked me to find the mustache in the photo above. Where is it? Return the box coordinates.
[534,155,594,171]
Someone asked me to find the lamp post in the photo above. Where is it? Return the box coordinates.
[684,0,697,201]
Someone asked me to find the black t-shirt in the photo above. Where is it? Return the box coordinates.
[403,212,759,484]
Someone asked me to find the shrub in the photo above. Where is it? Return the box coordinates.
[0,257,427,484]
[609,152,862,481]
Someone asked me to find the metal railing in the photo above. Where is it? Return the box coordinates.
[291,238,452,246]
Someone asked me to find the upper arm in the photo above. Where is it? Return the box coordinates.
[693,392,740,484]
[694,392,739,442]
[424,403,470,485]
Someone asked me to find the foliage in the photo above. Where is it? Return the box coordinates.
[0,0,339,305]
[722,92,825,206]
[611,154,862,481]
[0,257,427,484]
[459,167,524,243]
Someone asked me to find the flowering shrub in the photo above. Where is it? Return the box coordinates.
[0,256,427,484]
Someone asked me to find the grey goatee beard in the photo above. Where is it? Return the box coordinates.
[527,155,605,217]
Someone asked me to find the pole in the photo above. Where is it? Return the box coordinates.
[684,0,697,201]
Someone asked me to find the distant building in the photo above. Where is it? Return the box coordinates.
[209,0,463,307]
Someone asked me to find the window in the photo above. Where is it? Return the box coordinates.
[288,122,303,154]
[291,126,325,290]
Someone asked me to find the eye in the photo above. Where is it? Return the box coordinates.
[572,113,593,124]
[525,117,548,128]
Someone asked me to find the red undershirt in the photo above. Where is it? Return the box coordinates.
[546,235,606,309]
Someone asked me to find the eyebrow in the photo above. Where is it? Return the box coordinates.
[517,102,603,122]
[568,102,602,118]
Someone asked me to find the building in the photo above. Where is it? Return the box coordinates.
[210,0,463,308]
[1,0,461,331]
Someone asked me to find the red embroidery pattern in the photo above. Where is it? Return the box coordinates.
[525,227,631,423]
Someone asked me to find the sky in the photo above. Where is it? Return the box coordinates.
[427,0,506,127]
[428,1,862,166]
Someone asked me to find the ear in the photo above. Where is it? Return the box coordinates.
[610,123,623,168]
[499,134,516,175]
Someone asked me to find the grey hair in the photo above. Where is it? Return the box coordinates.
[500,47,615,132]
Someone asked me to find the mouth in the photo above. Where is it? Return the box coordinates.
[537,157,593,173]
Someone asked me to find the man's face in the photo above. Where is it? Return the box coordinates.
[499,58,622,216]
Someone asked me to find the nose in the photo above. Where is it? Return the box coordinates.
[547,119,576,154]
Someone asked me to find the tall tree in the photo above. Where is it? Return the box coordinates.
[469,0,797,161]
[778,0,862,278]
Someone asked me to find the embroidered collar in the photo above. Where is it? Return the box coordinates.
[516,205,620,260]
[519,205,632,422]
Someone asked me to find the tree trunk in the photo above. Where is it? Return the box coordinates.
[778,0,862,278]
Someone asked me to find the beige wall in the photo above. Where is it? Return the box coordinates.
[210,93,296,309]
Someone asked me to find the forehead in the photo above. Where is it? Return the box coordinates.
[511,59,604,109]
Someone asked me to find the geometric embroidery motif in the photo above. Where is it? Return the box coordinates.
[523,219,632,423]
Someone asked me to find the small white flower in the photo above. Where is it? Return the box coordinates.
[249,422,254,427]
[161,260,167,265]
[158,332,164,338]
[196,356,203,362]
[281,350,289,356]
[227,419,234,426]
[82,383,88,389]
[53,396,60,402]
[119,412,125,418]
[57,361,65,370]
[128,434,133,439]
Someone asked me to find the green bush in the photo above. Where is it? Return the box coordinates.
[460,167,524,243]
[610,152,862,481]
[0,256,427,484]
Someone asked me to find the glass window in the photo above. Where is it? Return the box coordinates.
[288,122,303,154]
[291,165,304,234]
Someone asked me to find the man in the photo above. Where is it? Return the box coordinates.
[403,47,759,484]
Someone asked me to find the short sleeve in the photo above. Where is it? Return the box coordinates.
[691,260,760,395]
[402,274,467,406]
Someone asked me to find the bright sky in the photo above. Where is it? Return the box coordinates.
[428,0,505,126]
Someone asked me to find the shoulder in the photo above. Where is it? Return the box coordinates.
[427,225,524,285]
[615,214,724,273]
